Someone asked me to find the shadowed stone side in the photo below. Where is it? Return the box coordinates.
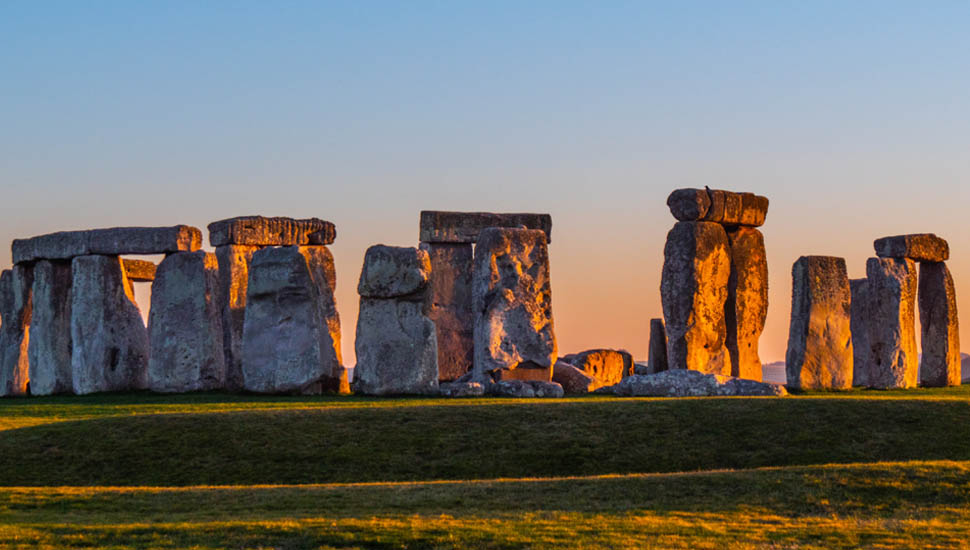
[561,349,634,386]
[208,216,336,247]
[918,262,960,387]
[647,318,668,373]
[725,227,768,380]
[419,211,552,244]
[215,245,259,391]
[0,266,33,396]
[785,256,853,390]
[849,278,871,387]
[421,243,474,382]
[27,261,73,395]
[874,234,949,263]
[148,251,225,393]
[661,221,731,375]
[866,257,918,389]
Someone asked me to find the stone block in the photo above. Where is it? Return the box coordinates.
[552,360,600,394]
[421,242,474,382]
[647,318,668,373]
[866,257,918,389]
[122,259,156,282]
[12,226,201,263]
[353,298,438,395]
[208,216,336,246]
[874,234,949,262]
[419,211,552,243]
[357,245,431,299]
[725,227,768,380]
[918,262,960,387]
[27,261,73,395]
[0,266,33,396]
[849,278,871,387]
[561,349,634,386]
[215,245,260,391]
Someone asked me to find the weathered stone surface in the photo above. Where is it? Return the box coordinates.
[208,216,336,247]
[472,227,557,378]
[725,227,768,381]
[27,261,73,395]
[148,251,225,393]
[849,278,871,387]
[486,379,563,398]
[604,369,787,397]
[530,380,564,398]
[0,266,33,396]
[354,298,438,395]
[785,256,853,390]
[421,243,474,382]
[70,255,149,395]
[122,259,156,282]
[552,360,600,394]
[12,226,201,263]
[561,349,634,386]
[661,221,731,375]
[874,234,949,262]
[647,318,668,374]
[357,245,430,299]
[439,381,484,397]
[215,245,260,391]
[419,211,552,244]
[866,257,919,389]
[241,246,346,394]
[666,189,711,221]
[738,193,770,227]
[666,188,768,227]
[918,262,960,387]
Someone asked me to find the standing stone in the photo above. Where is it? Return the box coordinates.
[647,318,668,373]
[918,262,960,387]
[421,242,474,381]
[70,255,149,394]
[725,227,768,380]
[472,227,557,380]
[0,266,33,396]
[27,261,73,395]
[148,251,225,393]
[241,246,346,394]
[849,278,871,387]
[215,245,260,391]
[561,349,634,386]
[661,221,731,375]
[866,257,919,389]
[785,256,853,390]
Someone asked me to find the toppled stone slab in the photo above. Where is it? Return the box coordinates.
[421,242,475,382]
[647,318,668,374]
[785,256,853,390]
[602,369,787,397]
[725,227,768,380]
[439,381,484,397]
[0,266,33,397]
[472,227,557,379]
[661,221,731,375]
[487,379,563,398]
[420,211,552,244]
[148,251,225,393]
[12,226,201,264]
[867,257,919,389]
[874,234,949,263]
[122,259,156,282]
[918,262,960,387]
[354,298,439,395]
[357,245,431,299]
[849,278,871,387]
[215,245,260,391]
[561,349,634,386]
[208,216,336,247]
[552,360,600,394]
[27,261,73,395]
[666,189,768,227]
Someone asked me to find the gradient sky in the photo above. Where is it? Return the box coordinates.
[3,1,969,365]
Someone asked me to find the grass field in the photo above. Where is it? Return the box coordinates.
[1,387,969,548]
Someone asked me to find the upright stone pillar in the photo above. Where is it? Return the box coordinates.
[849,278,871,387]
[215,245,259,391]
[0,266,33,396]
[646,318,668,373]
[918,262,960,387]
[70,255,149,394]
[421,243,474,381]
[725,227,768,380]
[148,251,225,393]
[866,257,918,389]
[27,261,73,395]
[661,221,731,375]
[785,256,853,390]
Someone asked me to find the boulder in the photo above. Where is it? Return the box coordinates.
[849,278,871,387]
[552,360,600,394]
[725,227,768,380]
[354,298,439,395]
[604,369,787,397]
[147,251,225,393]
[70,255,149,394]
[486,379,563,398]
[241,246,346,394]
[439,381,485,397]
[646,318,668,373]
[122,259,156,282]
[215,245,260,391]
[472,227,557,379]
[208,216,335,246]
[419,211,552,244]
[27,261,73,395]
[661,221,731,374]
[561,349,634,386]
[421,242,475,382]
[0,266,33,396]
[918,262,960,387]
[866,257,919,389]
[874,234,949,263]
[530,380,564,398]
[357,245,431,299]
[785,256,853,390]
[12,226,201,263]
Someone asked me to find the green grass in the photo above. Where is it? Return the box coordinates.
[1,387,969,548]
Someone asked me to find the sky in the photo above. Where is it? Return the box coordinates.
[2,1,969,365]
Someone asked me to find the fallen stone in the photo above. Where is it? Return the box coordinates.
[849,278,871,387]
[486,379,563,398]
[561,349,634,386]
[148,251,225,393]
[214,245,260,391]
[241,246,346,394]
[419,211,552,244]
[604,369,787,397]
[421,242,474,382]
[725,227,768,381]
[874,234,949,263]
[122,259,156,282]
[354,298,439,395]
[918,262,960,387]
[0,266,33,396]
[552,360,600,394]
[647,318,668,374]
[530,380,564,398]
[208,216,336,246]
[491,364,553,381]
[13,226,201,264]
[357,245,431,299]
[633,361,652,375]
[867,257,919,389]
[70,255,149,394]
[661,221,731,375]
[27,261,73,395]
[439,381,484,397]
[472,227,557,379]
[785,256,853,390]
